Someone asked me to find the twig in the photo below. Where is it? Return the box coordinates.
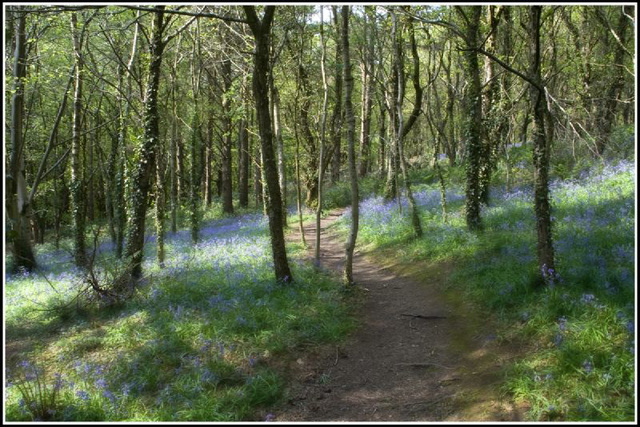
[401,313,447,320]
[395,362,454,369]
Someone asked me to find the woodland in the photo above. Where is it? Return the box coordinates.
[4,4,636,422]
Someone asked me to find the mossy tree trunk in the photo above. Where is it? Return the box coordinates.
[244,5,293,283]
[123,6,167,280]
[7,7,36,273]
[459,6,484,231]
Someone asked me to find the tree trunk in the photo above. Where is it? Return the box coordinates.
[204,116,213,207]
[221,57,234,214]
[341,6,359,286]
[478,5,500,205]
[155,139,166,267]
[272,85,287,226]
[330,6,343,184]
[243,6,292,283]
[167,35,179,234]
[238,76,250,208]
[190,112,201,243]
[70,12,87,267]
[383,63,399,201]
[6,8,36,272]
[358,7,375,178]
[377,95,387,176]
[460,6,483,231]
[123,6,166,280]
[294,113,307,248]
[529,6,556,285]
[238,115,249,208]
[316,6,330,263]
[392,8,422,238]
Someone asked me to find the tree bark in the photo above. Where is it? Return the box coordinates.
[330,6,343,185]
[478,5,500,205]
[392,8,423,238]
[243,6,293,283]
[220,57,234,214]
[190,112,201,243]
[358,6,375,178]
[155,137,166,267]
[459,6,484,231]
[70,12,87,267]
[272,84,287,226]
[528,6,556,285]
[123,6,166,280]
[316,5,329,263]
[341,6,359,286]
[238,115,250,208]
[6,7,36,272]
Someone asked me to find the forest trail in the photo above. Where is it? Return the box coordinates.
[275,209,525,422]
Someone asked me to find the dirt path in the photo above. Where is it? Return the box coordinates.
[274,209,524,422]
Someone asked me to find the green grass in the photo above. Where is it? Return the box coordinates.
[5,202,356,421]
[332,158,635,421]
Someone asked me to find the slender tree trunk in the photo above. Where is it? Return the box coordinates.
[115,16,139,256]
[170,116,178,233]
[294,113,307,248]
[330,6,343,184]
[123,7,166,280]
[342,6,359,286]
[377,95,387,177]
[167,35,179,234]
[6,8,36,272]
[244,6,292,283]
[238,76,250,208]
[272,85,287,226]
[70,12,87,267]
[87,115,95,222]
[253,113,263,209]
[190,112,201,243]
[155,139,166,267]
[529,6,556,285]
[383,65,399,201]
[479,5,500,205]
[238,114,249,207]
[460,6,483,231]
[221,57,234,214]
[316,5,329,263]
[204,116,213,207]
[392,8,422,238]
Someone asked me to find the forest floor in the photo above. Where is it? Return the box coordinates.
[274,209,527,422]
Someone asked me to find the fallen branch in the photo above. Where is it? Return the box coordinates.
[395,362,454,369]
[401,313,447,320]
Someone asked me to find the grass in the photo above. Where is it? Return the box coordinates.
[332,158,635,421]
[5,201,356,421]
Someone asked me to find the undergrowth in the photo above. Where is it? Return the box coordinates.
[5,201,355,421]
